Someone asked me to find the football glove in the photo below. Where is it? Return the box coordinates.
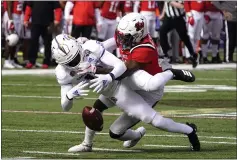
[188,16,195,26]
[89,74,113,93]
[66,81,90,100]
[77,62,97,76]
[204,15,211,24]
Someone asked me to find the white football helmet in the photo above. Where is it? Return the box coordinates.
[51,34,84,70]
[6,33,19,46]
[116,12,148,50]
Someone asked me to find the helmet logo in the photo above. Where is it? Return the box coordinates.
[135,21,144,31]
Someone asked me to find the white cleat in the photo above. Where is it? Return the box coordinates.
[3,60,15,69]
[11,60,23,68]
[123,127,146,148]
[68,142,92,153]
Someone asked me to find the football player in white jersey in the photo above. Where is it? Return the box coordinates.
[51,33,200,153]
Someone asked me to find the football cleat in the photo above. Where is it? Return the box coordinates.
[186,123,200,151]
[68,141,92,152]
[3,60,15,69]
[123,127,146,148]
[169,69,195,82]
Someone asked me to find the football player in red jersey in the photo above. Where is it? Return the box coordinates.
[201,1,223,63]
[184,1,205,62]
[96,1,124,41]
[58,13,200,153]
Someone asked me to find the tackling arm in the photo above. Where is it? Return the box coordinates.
[101,37,117,53]
[61,84,73,111]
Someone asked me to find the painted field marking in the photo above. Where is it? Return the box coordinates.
[93,148,142,152]
[144,144,188,148]
[2,109,236,120]
[2,95,97,100]
[2,109,236,119]
[2,129,236,140]
[200,141,237,145]
[23,151,80,156]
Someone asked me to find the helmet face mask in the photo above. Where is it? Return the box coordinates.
[51,34,85,71]
[116,13,148,51]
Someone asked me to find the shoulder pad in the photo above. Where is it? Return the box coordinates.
[55,64,73,85]
[83,40,105,59]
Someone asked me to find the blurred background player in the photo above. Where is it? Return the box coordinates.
[64,1,99,39]
[23,1,62,69]
[96,1,124,42]
[2,1,23,69]
[159,1,199,68]
[184,1,205,63]
[133,0,158,43]
[201,1,223,64]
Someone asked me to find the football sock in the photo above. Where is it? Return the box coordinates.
[151,113,193,134]
[201,43,208,58]
[117,129,141,141]
[211,44,218,57]
[83,127,96,145]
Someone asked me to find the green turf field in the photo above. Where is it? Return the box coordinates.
[1,69,237,159]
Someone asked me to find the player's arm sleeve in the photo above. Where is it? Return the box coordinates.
[101,37,117,53]
[60,84,73,111]
[24,4,32,22]
[100,50,127,79]
[64,1,74,20]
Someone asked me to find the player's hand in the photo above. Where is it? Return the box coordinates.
[66,81,90,99]
[188,16,195,26]
[204,15,211,24]
[89,74,113,93]
[77,37,89,44]
[77,62,97,76]
[7,20,15,31]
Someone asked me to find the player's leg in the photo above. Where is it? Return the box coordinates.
[97,18,109,41]
[210,16,223,63]
[68,95,113,152]
[113,83,200,151]
[126,69,194,92]
[201,21,211,63]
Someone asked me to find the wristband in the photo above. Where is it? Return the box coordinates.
[109,73,115,81]
[66,93,73,101]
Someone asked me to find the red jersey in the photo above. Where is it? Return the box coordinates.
[72,1,98,25]
[140,1,156,12]
[100,1,123,20]
[204,1,220,12]
[124,1,133,13]
[3,1,23,15]
[119,35,163,75]
[184,1,205,12]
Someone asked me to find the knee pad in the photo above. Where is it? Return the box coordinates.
[109,130,124,139]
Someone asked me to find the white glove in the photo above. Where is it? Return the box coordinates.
[89,74,113,93]
[77,62,97,75]
[77,37,89,44]
[66,81,90,100]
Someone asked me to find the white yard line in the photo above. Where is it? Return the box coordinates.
[2,64,236,76]
[144,144,188,148]
[2,95,97,100]
[2,109,236,119]
[2,129,236,140]
[23,151,80,156]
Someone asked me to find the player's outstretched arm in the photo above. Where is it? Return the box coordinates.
[61,84,74,111]
[101,38,117,53]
